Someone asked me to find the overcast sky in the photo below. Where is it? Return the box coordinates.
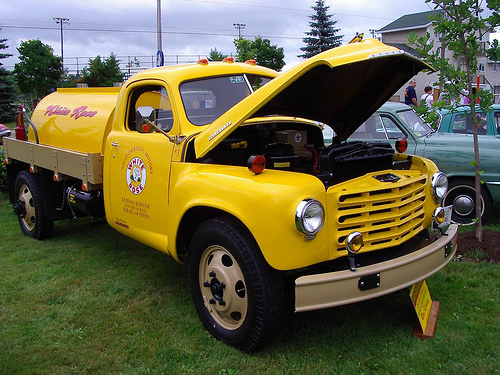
[1,0,437,73]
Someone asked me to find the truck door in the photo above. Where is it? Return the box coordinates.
[106,82,175,252]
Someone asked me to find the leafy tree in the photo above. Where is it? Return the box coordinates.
[82,53,125,87]
[234,37,285,71]
[13,39,63,99]
[299,0,343,58]
[486,38,500,71]
[0,31,16,123]
[408,0,500,241]
[208,48,226,61]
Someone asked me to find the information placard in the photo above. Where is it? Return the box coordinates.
[410,280,433,333]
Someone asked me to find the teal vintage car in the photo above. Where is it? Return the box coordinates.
[347,102,500,225]
[438,105,500,136]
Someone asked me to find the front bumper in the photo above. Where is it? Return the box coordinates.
[295,224,457,312]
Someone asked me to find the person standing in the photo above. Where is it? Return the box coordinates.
[404,79,418,107]
[420,86,434,107]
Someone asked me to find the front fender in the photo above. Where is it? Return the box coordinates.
[168,163,328,270]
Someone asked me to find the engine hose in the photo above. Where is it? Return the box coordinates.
[305,144,319,174]
[23,109,40,144]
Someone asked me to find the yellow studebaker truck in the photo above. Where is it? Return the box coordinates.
[3,39,456,352]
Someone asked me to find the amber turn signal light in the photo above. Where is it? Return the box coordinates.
[395,138,408,153]
[247,155,266,174]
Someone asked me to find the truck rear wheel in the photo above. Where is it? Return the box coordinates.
[188,217,284,352]
[14,171,53,239]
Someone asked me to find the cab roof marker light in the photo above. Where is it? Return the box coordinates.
[197,58,209,65]
[245,59,257,65]
[222,57,234,63]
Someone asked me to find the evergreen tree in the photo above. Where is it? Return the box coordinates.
[0,31,16,122]
[82,53,125,87]
[207,48,226,61]
[299,0,343,58]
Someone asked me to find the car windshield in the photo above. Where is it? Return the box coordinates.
[396,109,433,137]
[180,74,273,126]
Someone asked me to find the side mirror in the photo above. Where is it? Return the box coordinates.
[136,106,156,133]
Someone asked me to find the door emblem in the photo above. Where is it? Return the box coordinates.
[126,157,147,195]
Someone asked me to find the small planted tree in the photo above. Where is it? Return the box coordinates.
[408,0,500,240]
[299,0,343,58]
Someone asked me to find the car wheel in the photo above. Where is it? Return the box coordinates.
[14,171,53,239]
[443,179,492,225]
[188,217,284,352]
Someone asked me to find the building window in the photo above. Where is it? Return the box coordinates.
[478,63,485,72]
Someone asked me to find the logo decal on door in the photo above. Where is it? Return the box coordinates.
[126,157,147,195]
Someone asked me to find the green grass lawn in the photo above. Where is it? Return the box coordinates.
[0,191,499,374]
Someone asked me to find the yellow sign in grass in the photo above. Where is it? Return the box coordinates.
[410,280,433,333]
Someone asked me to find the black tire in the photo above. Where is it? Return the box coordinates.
[443,179,492,225]
[14,171,54,239]
[188,217,285,352]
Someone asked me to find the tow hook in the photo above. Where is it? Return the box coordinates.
[13,200,26,217]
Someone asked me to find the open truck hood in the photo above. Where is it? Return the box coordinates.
[194,38,433,159]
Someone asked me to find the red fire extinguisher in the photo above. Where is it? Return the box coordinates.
[15,105,26,141]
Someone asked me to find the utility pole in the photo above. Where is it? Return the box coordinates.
[157,0,164,66]
[53,17,70,68]
[233,23,246,38]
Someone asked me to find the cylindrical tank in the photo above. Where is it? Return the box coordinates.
[30,87,121,154]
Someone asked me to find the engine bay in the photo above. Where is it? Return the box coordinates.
[189,120,407,187]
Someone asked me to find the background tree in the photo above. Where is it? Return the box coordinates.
[234,37,285,71]
[14,39,62,99]
[486,38,500,71]
[299,0,343,58]
[0,31,16,123]
[82,53,125,87]
[207,48,226,61]
[408,0,500,241]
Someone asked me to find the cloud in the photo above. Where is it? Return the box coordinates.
[1,0,433,73]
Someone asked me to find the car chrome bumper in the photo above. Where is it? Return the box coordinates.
[295,224,457,312]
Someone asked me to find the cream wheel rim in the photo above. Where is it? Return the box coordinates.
[198,245,248,330]
[18,183,36,231]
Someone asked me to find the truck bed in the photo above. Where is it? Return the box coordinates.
[3,138,103,190]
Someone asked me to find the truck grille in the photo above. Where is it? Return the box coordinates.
[329,173,427,254]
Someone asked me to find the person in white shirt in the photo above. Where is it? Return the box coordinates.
[420,86,434,107]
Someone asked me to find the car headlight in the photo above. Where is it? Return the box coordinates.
[431,172,448,203]
[295,199,325,240]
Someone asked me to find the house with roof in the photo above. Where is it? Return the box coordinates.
[377,10,500,104]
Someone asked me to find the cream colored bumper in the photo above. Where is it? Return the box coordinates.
[295,224,458,312]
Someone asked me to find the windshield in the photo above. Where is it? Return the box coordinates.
[396,109,433,137]
[180,74,273,126]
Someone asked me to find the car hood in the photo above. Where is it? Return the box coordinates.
[194,38,433,159]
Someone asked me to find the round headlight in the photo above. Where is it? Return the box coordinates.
[295,199,325,239]
[431,172,448,202]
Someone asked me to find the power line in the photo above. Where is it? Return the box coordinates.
[0,24,304,41]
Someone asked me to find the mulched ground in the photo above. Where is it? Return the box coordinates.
[456,229,500,263]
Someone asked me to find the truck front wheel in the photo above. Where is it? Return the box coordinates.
[14,171,53,239]
[188,217,284,352]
